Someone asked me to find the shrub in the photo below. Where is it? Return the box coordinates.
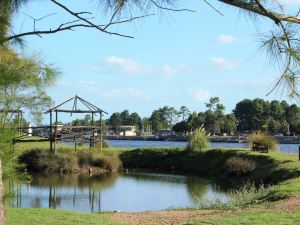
[94,140,109,148]
[19,148,121,173]
[76,150,93,167]
[19,148,79,173]
[186,125,210,152]
[225,156,256,175]
[248,132,279,152]
[93,156,122,172]
[18,148,48,172]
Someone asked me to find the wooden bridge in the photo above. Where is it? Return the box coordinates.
[12,95,108,153]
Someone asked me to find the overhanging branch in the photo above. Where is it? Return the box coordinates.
[218,0,300,24]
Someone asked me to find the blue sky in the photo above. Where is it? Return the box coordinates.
[13,0,300,122]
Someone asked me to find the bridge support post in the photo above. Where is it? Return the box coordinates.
[50,110,54,153]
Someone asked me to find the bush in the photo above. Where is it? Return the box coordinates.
[248,132,279,152]
[186,125,210,152]
[76,150,93,167]
[19,148,79,173]
[19,148,121,174]
[93,156,122,172]
[225,156,256,175]
[94,140,109,148]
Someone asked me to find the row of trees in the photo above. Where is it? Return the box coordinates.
[172,97,237,135]
[107,106,190,133]
[109,110,142,132]
[234,99,300,135]
[106,97,300,136]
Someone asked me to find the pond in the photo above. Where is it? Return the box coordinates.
[9,171,230,212]
[106,140,300,154]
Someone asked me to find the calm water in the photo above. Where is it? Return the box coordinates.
[9,172,230,212]
[106,140,300,154]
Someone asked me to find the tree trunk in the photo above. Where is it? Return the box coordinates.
[0,159,6,225]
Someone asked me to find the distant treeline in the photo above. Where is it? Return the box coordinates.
[67,97,300,135]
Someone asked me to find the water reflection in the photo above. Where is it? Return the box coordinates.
[9,171,231,212]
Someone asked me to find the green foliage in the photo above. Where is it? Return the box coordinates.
[249,132,279,152]
[172,120,189,134]
[109,112,122,132]
[149,106,179,132]
[0,128,18,178]
[0,48,58,124]
[234,98,300,134]
[108,110,142,132]
[229,183,272,207]
[178,105,190,121]
[190,183,273,210]
[186,125,210,152]
[225,156,256,175]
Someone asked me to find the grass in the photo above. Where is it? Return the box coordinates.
[186,210,300,225]
[7,208,126,225]
[271,177,300,197]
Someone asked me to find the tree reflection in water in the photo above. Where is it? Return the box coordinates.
[8,171,230,212]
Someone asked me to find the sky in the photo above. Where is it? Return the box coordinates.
[12,0,300,122]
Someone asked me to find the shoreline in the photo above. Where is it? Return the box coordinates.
[104,135,300,144]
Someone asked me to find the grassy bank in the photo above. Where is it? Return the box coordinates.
[7,208,125,225]
[120,148,300,189]
[188,210,300,225]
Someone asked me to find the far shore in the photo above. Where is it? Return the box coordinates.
[104,135,300,144]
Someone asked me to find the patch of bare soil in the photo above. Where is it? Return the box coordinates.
[265,196,300,212]
[109,209,230,225]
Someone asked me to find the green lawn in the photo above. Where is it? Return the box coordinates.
[187,210,300,225]
[8,208,126,225]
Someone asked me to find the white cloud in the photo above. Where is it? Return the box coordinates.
[104,56,151,75]
[80,65,103,73]
[210,57,238,70]
[218,35,236,44]
[128,88,153,100]
[211,78,272,87]
[162,64,178,79]
[78,80,97,86]
[81,56,184,79]
[58,80,154,101]
[187,88,210,102]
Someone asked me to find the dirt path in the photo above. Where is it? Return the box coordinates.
[109,196,300,225]
[109,209,235,225]
[266,196,300,212]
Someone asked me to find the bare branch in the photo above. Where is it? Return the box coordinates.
[150,0,195,12]
[105,14,155,29]
[203,0,224,16]
[4,23,133,42]
[103,6,122,30]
